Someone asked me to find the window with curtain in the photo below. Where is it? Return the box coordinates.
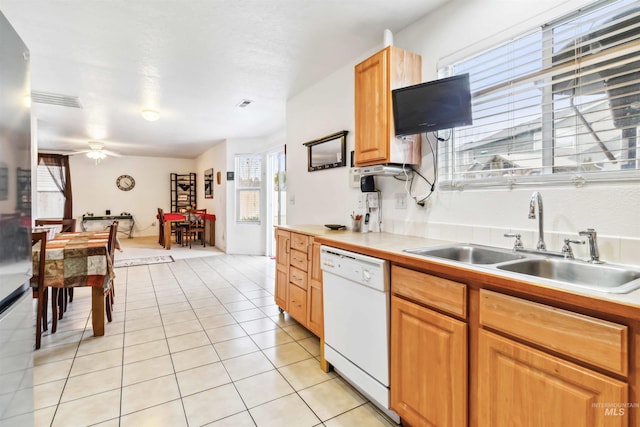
[37,154,72,219]
[438,0,640,189]
[36,164,64,218]
[235,155,262,223]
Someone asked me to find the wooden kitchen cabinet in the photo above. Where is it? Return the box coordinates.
[307,240,323,337]
[391,296,467,427]
[354,46,422,166]
[274,228,290,309]
[479,330,628,426]
[273,228,324,338]
[478,289,629,426]
[390,266,467,427]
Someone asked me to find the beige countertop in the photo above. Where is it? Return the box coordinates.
[277,225,640,318]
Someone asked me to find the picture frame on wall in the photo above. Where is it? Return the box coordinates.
[204,168,213,199]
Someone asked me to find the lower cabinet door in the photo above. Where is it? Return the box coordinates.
[390,295,467,427]
[288,283,307,326]
[307,283,323,337]
[479,330,628,427]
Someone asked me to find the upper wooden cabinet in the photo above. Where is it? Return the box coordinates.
[354,46,422,166]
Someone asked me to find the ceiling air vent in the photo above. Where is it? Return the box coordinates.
[31,91,82,108]
[236,99,253,108]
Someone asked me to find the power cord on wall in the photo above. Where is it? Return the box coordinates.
[395,132,439,207]
[376,190,382,231]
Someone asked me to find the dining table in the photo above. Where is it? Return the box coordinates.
[163,212,216,249]
[32,230,115,336]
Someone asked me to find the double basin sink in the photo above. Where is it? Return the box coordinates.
[404,244,640,294]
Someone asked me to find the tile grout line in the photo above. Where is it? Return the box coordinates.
[169,256,262,426]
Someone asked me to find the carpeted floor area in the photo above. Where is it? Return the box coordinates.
[114,235,223,262]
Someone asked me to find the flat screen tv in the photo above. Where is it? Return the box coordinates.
[392,73,472,136]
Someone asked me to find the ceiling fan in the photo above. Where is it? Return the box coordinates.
[71,141,122,163]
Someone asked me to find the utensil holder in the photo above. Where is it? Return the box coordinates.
[352,218,362,232]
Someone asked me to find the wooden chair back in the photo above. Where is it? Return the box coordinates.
[35,218,76,233]
[31,231,47,349]
[157,208,165,246]
[185,209,206,248]
[107,220,119,261]
[105,220,119,323]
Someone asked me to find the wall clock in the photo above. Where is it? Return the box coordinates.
[116,174,135,191]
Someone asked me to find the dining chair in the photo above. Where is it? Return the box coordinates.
[35,218,76,233]
[157,208,165,247]
[35,218,77,309]
[182,209,206,248]
[105,220,119,322]
[31,231,48,349]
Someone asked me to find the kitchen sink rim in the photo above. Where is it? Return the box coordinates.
[403,242,640,294]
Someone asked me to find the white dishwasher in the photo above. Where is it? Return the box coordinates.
[320,246,399,424]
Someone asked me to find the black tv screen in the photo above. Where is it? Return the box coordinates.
[392,73,472,136]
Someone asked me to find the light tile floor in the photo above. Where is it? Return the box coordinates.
[31,254,396,426]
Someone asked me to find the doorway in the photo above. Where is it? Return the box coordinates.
[266,149,286,257]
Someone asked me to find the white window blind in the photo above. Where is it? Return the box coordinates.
[439,0,640,189]
[36,164,65,218]
[235,155,262,222]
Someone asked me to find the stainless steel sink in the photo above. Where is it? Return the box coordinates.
[497,258,640,294]
[405,244,526,265]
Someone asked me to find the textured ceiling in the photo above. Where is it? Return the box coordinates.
[0,0,448,158]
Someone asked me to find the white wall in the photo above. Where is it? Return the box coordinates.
[70,154,195,237]
[195,141,227,250]
[286,62,365,228]
[286,0,640,264]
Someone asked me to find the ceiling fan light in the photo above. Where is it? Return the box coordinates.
[86,150,106,160]
[141,109,160,122]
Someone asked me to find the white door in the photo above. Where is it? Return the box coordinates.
[266,150,286,257]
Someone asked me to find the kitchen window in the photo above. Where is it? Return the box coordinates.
[438,0,640,189]
[235,155,262,223]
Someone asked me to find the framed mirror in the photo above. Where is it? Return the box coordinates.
[204,168,213,199]
[302,130,348,172]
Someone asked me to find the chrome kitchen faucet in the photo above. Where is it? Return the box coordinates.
[528,191,546,250]
[579,228,603,264]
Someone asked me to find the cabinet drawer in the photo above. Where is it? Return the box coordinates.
[291,233,309,252]
[391,266,467,318]
[288,284,307,324]
[289,266,308,290]
[480,289,628,376]
[290,249,308,272]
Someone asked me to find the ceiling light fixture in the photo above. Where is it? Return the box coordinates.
[141,109,160,121]
[86,150,107,164]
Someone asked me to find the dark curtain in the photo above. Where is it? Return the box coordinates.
[37,154,73,219]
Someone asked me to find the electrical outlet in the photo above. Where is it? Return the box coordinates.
[395,193,407,209]
[357,194,364,209]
